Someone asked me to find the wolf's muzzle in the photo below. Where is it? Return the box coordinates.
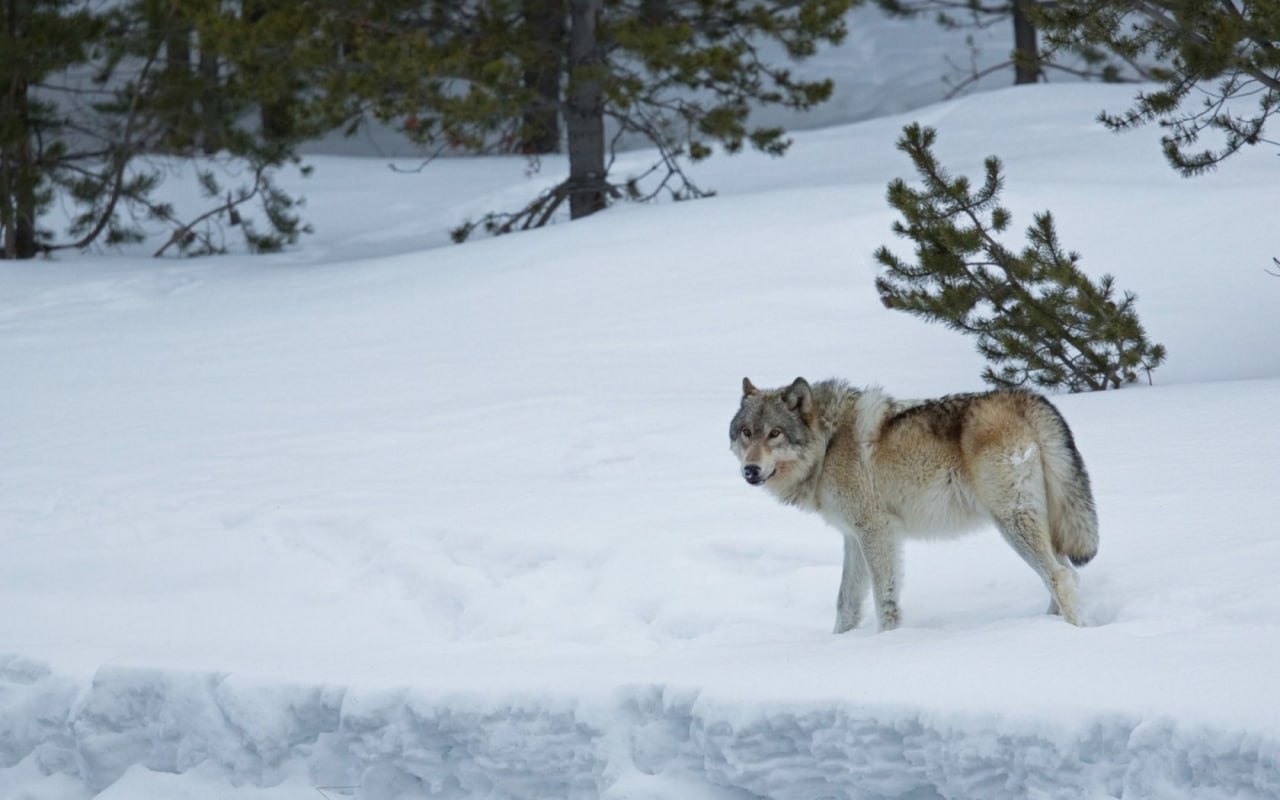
[742,464,768,485]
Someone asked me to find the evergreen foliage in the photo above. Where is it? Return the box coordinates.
[1,1,323,259]
[873,0,1149,93]
[411,0,860,239]
[4,1,858,256]
[874,124,1166,392]
[1,0,102,257]
[1037,0,1280,174]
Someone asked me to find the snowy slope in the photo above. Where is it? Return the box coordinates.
[3,82,1280,799]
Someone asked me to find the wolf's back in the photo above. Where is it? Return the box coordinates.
[1034,397,1100,567]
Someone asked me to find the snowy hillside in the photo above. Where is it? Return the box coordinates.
[3,78,1280,800]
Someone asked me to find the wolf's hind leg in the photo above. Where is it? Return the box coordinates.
[994,509,1082,626]
[834,535,870,633]
[976,440,1082,625]
[1045,552,1076,616]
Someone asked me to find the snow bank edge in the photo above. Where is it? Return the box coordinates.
[2,653,1277,800]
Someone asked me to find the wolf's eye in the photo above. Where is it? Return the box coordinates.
[740,427,752,439]
[768,428,782,440]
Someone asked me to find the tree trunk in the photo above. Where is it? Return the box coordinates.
[2,0,37,258]
[565,0,607,219]
[639,0,669,24]
[164,16,196,151]
[1,76,38,259]
[166,27,191,74]
[1,84,13,259]
[198,46,224,154]
[244,0,296,144]
[518,0,566,154]
[11,129,36,258]
[1,155,39,260]
[1011,0,1042,85]
[259,92,297,144]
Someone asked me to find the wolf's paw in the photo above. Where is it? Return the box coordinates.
[878,602,901,632]
[833,612,861,634]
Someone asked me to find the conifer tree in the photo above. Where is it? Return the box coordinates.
[875,0,1048,87]
[377,0,861,239]
[1,0,326,259]
[874,123,1166,392]
[1036,0,1280,175]
[872,0,1149,94]
[1,1,103,258]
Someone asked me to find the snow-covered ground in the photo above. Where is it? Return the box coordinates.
[3,45,1279,800]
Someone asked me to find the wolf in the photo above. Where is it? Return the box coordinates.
[729,377,1098,632]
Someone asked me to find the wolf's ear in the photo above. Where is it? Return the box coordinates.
[783,377,813,421]
[742,377,760,399]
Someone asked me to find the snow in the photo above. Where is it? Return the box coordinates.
[3,26,1280,800]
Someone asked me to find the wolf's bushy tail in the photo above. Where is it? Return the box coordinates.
[1036,397,1099,567]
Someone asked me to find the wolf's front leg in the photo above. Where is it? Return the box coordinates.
[858,525,903,631]
[834,535,869,633]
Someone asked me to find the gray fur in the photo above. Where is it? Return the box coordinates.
[730,378,1100,631]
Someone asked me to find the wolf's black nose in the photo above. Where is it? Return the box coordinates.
[743,465,761,482]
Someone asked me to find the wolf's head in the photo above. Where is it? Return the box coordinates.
[729,377,816,488]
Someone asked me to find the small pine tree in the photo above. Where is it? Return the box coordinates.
[874,123,1166,392]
